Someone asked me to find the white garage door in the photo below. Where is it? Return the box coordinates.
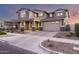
[42,22,61,31]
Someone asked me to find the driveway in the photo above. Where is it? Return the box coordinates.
[25,31,58,37]
[0,32,58,54]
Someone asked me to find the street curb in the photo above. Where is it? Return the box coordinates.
[39,40,64,54]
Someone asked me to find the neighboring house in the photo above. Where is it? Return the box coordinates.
[4,20,16,29]
[16,8,69,31]
[0,20,12,29]
[0,20,5,29]
[0,19,20,30]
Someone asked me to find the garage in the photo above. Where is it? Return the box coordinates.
[42,21,61,31]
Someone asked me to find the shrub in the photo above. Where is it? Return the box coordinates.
[20,27,24,33]
[66,34,72,37]
[65,24,71,31]
[70,32,74,36]
[75,23,79,37]
[47,44,53,47]
[0,31,7,35]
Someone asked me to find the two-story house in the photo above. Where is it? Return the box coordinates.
[16,8,69,31]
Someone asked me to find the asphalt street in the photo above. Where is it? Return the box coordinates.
[0,41,36,54]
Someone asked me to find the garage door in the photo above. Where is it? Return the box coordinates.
[42,22,61,31]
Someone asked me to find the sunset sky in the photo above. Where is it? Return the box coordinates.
[0,4,79,24]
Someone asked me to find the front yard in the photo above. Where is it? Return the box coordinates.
[41,39,79,54]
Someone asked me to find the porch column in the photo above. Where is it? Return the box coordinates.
[20,21,22,29]
[20,21,26,29]
[40,22,43,31]
[37,22,40,31]
[24,21,26,29]
[29,22,32,30]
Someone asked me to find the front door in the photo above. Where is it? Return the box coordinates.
[26,22,29,30]
[35,21,40,31]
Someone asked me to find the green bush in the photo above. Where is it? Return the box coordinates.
[21,27,24,32]
[0,31,7,35]
[75,23,79,37]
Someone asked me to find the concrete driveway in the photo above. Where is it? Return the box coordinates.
[25,31,58,37]
[0,32,58,54]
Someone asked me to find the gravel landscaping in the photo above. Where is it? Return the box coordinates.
[41,40,79,54]
[54,31,79,40]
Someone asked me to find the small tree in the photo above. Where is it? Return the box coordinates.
[21,27,24,33]
[75,23,79,37]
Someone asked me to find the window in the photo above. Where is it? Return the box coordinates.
[56,11,63,16]
[20,10,26,17]
[51,21,59,23]
[50,13,52,17]
[29,11,34,18]
[34,13,38,17]
[57,12,63,16]
[39,13,43,16]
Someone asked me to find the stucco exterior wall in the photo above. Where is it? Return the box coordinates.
[29,11,35,18]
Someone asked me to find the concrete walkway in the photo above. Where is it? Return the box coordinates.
[0,32,79,54]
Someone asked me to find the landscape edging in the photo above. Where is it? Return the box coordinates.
[39,40,64,54]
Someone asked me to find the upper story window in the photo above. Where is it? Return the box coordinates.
[20,10,26,17]
[50,13,52,17]
[57,12,63,16]
[29,11,34,18]
[56,11,63,16]
[39,12,43,16]
[34,14,38,17]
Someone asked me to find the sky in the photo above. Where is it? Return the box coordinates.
[0,4,79,24]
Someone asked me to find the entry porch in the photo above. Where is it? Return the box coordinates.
[19,21,42,31]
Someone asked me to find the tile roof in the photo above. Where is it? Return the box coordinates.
[33,9,48,13]
[41,17,65,22]
[16,8,38,14]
